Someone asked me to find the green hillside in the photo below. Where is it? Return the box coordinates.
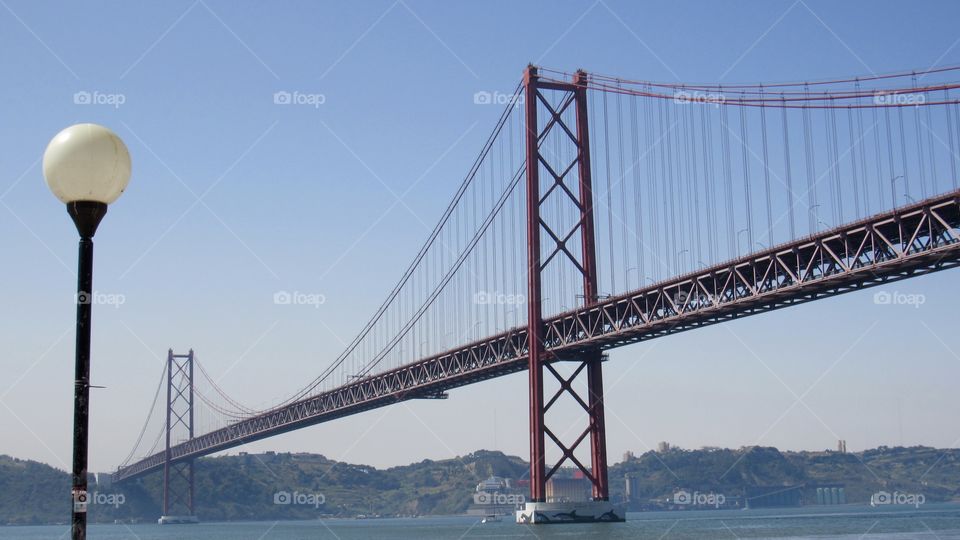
[611,445,960,507]
[1,446,957,525]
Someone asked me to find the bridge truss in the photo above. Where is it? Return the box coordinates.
[114,188,960,482]
[115,64,960,521]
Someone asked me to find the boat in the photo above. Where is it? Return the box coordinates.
[157,515,199,525]
[481,514,502,523]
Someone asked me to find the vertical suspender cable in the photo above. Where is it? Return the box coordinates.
[678,98,691,270]
[869,105,882,214]
[677,101,691,269]
[802,84,817,232]
[897,106,910,202]
[759,85,774,244]
[720,100,735,257]
[603,90,616,293]
[847,107,861,220]
[739,98,754,251]
[884,107,895,207]
[855,80,870,215]
[946,89,959,189]
[651,94,663,281]
[689,102,702,267]
[781,95,796,240]
[590,89,602,291]
[617,87,629,292]
[954,97,960,189]
[630,92,644,286]
[925,97,938,195]
[500,136,508,332]
[912,74,928,199]
[829,104,842,225]
[665,98,678,270]
[703,105,718,263]
[855,80,870,216]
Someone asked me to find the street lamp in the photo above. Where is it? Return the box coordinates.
[43,123,131,540]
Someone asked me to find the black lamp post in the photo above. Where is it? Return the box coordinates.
[43,124,131,540]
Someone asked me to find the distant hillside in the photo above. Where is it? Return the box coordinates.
[0,455,68,525]
[2,446,958,525]
[612,445,960,508]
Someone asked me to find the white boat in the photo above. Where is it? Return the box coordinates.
[481,514,501,523]
[157,515,199,525]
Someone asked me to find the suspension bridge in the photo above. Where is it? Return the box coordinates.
[112,65,960,524]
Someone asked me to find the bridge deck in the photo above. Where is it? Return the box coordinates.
[114,190,960,482]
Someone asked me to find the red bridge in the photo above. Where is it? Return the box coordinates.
[113,65,960,524]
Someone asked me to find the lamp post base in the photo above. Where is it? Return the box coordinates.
[515,501,625,524]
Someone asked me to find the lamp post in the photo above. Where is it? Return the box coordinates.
[43,124,131,540]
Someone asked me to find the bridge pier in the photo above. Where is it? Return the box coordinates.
[519,66,623,524]
[159,349,198,525]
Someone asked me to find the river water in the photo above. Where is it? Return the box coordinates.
[4,504,960,539]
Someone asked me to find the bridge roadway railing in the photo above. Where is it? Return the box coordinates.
[114,189,960,482]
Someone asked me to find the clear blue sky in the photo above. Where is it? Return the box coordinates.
[1,1,959,473]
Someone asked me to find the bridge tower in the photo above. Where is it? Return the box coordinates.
[517,66,622,523]
[159,349,199,525]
